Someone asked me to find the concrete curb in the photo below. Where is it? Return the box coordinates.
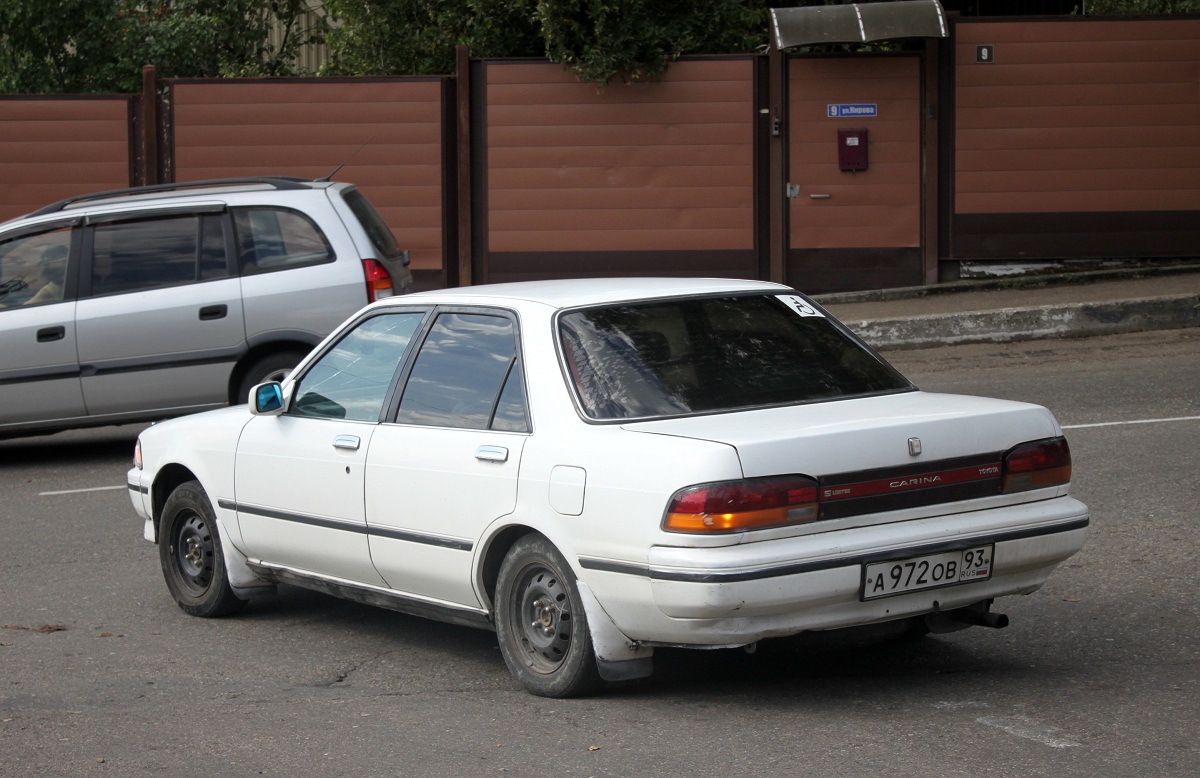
[842,293,1200,350]
[813,262,1200,306]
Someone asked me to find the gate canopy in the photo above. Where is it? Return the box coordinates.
[770,0,948,49]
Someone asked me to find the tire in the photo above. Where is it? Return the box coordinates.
[235,350,306,404]
[494,534,603,698]
[159,481,246,618]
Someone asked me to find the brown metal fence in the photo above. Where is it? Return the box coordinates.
[951,17,1200,260]
[1,16,1197,291]
[476,57,759,284]
[0,95,135,224]
[166,77,451,286]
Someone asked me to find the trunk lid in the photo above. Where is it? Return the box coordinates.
[625,391,1064,519]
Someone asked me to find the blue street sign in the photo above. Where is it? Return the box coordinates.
[827,103,878,118]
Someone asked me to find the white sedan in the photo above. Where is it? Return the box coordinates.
[128,278,1088,697]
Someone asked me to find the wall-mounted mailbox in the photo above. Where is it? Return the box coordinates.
[838,128,868,171]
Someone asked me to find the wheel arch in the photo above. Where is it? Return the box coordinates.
[151,463,200,539]
[477,524,540,614]
[226,337,316,404]
[477,519,654,684]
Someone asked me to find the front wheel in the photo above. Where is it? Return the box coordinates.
[494,535,603,698]
[159,480,245,618]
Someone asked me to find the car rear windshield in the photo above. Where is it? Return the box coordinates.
[558,293,911,420]
[343,188,402,260]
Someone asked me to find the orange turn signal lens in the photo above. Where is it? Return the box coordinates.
[663,476,819,533]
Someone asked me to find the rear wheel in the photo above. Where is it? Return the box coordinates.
[495,535,603,698]
[235,350,306,404]
[159,481,245,618]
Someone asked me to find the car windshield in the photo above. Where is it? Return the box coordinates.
[343,188,402,260]
[558,293,912,420]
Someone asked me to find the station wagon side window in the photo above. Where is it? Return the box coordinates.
[233,207,333,275]
[291,312,425,421]
[0,225,73,308]
[89,213,226,297]
[395,312,529,432]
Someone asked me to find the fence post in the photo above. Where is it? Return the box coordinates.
[767,45,787,285]
[455,45,473,288]
[141,65,159,186]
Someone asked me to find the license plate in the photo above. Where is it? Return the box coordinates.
[861,545,993,601]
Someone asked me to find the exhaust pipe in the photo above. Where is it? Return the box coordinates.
[921,600,1009,633]
[950,607,1009,629]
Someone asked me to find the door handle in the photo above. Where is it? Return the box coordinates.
[37,326,66,343]
[333,435,361,451]
[475,445,509,463]
[199,304,228,321]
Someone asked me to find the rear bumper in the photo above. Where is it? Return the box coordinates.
[581,496,1088,647]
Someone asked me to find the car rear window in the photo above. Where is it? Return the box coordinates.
[558,293,911,420]
[342,188,402,260]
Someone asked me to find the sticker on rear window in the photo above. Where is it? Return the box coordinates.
[776,295,824,318]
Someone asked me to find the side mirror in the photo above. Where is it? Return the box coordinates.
[251,382,285,415]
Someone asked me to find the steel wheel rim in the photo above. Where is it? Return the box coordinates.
[512,563,573,674]
[173,511,214,597]
[261,366,292,384]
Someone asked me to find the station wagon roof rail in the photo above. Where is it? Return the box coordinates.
[28,177,314,217]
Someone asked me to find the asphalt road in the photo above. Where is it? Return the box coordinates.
[2,329,1197,777]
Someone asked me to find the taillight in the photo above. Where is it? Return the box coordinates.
[1002,437,1072,493]
[663,476,819,533]
[363,259,394,302]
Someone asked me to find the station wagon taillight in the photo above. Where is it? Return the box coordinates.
[663,476,820,533]
[363,259,394,302]
[1001,437,1072,493]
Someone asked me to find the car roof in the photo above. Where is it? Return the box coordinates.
[391,277,795,310]
[1,177,343,229]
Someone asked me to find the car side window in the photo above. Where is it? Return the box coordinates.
[90,213,226,297]
[291,312,425,421]
[0,225,72,308]
[396,312,529,432]
[233,207,333,275]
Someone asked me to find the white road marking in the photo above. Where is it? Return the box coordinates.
[39,485,127,497]
[1064,415,1200,430]
[976,714,1082,748]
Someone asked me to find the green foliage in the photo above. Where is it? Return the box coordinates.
[321,0,543,76]
[1,0,121,93]
[11,0,1193,96]
[1086,0,1200,11]
[537,0,767,85]
[322,0,768,85]
[0,0,321,94]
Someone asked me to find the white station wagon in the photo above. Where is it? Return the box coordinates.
[128,278,1089,697]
